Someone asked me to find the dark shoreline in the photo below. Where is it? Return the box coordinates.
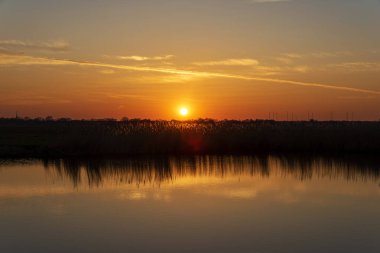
[1,119,380,158]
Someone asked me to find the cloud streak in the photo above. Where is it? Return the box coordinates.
[115,55,174,61]
[193,58,259,66]
[0,40,70,52]
[276,51,354,64]
[249,0,292,3]
[329,62,380,72]
[0,94,72,106]
[1,53,380,96]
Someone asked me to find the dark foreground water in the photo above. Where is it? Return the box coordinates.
[0,156,379,253]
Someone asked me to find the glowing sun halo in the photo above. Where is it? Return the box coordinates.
[179,107,189,116]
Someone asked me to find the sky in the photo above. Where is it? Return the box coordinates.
[0,0,380,120]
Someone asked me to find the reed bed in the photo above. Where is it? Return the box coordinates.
[1,118,380,157]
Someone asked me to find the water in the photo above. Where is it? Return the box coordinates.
[0,156,379,253]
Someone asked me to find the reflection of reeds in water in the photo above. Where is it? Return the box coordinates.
[42,155,380,187]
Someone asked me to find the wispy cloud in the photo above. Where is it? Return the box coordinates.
[102,93,158,102]
[337,95,376,101]
[0,95,72,106]
[0,47,19,55]
[193,58,259,66]
[1,53,379,95]
[249,0,293,4]
[255,65,309,75]
[277,51,353,63]
[99,69,116,75]
[0,40,70,52]
[0,54,75,66]
[329,62,380,72]
[274,57,295,65]
[310,51,353,58]
[115,55,174,61]
[192,58,305,76]
[283,53,303,59]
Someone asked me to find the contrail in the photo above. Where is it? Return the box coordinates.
[71,58,380,95]
[2,54,380,95]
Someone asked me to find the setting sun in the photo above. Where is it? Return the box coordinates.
[1,1,379,253]
[179,107,189,116]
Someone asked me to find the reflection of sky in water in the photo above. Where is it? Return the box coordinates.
[0,156,380,253]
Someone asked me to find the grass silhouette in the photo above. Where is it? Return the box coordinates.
[1,118,380,157]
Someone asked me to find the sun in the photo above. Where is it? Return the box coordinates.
[179,107,189,116]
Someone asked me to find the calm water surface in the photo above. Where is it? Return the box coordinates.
[0,156,379,253]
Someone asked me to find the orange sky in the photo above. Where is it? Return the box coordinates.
[1,0,380,120]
